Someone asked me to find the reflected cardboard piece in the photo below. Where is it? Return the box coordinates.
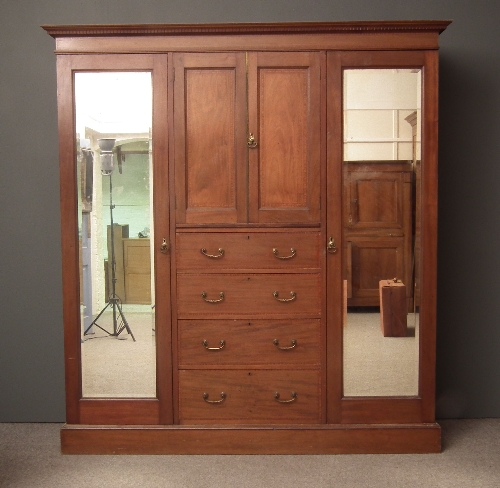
[75,72,155,398]
[343,69,421,397]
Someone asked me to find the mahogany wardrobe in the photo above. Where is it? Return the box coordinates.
[44,21,450,454]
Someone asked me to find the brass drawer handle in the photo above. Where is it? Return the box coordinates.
[274,391,297,403]
[202,339,226,351]
[273,291,296,302]
[201,291,225,303]
[203,392,226,404]
[273,247,296,260]
[273,339,297,350]
[201,247,224,259]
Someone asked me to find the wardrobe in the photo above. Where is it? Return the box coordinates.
[44,21,450,454]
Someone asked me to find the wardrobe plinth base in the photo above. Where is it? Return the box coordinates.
[61,422,441,454]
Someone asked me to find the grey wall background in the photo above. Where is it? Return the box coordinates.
[1,0,499,422]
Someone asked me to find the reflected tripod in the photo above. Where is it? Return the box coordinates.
[83,170,135,341]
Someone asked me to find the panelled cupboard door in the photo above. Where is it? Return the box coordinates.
[174,51,322,225]
[174,53,248,224]
[248,52,322,224]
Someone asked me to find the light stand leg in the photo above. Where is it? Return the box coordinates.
[114,298,136,341]
[83,300,112,336]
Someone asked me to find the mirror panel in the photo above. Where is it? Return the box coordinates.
[75,72,156,398]
[342,69,421,397]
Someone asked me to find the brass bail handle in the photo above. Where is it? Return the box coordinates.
[201,291,225,303]
[202,339,226,351]
[247,133,258,148]
[273,291,296,302]
[273,247,296,260]
[274,391,298,403]
[327,237,337,254]
[160,238,169,254]
[273,339,297,350]
[201,247,224,259]
[203,392,226,404]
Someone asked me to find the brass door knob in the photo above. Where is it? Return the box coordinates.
[247,133,258,148]
[327,237,337,254]
[160,238,169,254]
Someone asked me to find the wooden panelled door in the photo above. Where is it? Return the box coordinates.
[173,53,248,224]
[343,162,413,307]
[175,51,322,225]
[247,52,322,224]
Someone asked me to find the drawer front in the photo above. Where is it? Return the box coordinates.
[177,273,321,318]
[178,319,321,367]
[178,369,321,424]
[176,231,320,270]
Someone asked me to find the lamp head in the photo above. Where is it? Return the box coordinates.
[97,138,116,152]
[97,138,116,175]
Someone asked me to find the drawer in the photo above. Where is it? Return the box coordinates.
[176,273,321,318]
[178,319,321,367]
[176,231,320,270]
[178,369,321,424]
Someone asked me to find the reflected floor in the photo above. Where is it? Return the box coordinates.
[81,307,418,399]
[343,310,419,396]
[81,305,156,398]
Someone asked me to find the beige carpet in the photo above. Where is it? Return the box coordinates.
[344,310,419,396]
[81,307,156,398]
[1,420,500,487]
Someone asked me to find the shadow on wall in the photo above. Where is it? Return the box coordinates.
[436,52,500,419]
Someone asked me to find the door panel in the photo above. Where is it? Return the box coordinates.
[344,163,412,232]
[248,52,322,223]
[174,53,247,224]
[347,237,405,306]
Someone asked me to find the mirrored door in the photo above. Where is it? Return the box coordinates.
[342,68,422,397]
[75,72,156,398]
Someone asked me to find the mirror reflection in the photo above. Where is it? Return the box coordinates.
[342,69,421,396]
[75,72,156,398]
